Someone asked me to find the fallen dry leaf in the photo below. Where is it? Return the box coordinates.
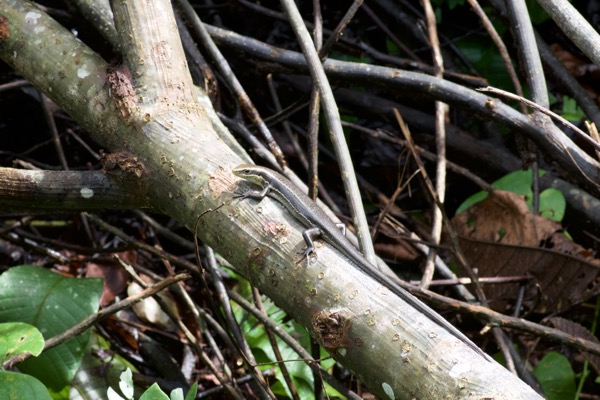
[451,191,600,313]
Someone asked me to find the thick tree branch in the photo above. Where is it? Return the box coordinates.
[0,168,146,212]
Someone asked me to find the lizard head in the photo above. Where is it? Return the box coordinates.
[232,164,268,186]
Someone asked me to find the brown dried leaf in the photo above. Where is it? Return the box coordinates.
[548,317,600,375]
[451,191,600,313]
[453,190,556,245]
[85,256,130,307]
[549,43,595,78]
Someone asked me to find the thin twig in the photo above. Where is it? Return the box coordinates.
[419,0,448,289]
[466,0,525,112]
[279,0,377,265]
[478,86,600,152]
[319,0,363,58]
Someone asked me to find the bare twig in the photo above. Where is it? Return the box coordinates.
[419,0,448,289]
[279,0,377,265]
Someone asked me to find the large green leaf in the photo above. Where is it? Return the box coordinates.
[0,265,103,390]
[0,371,53,400]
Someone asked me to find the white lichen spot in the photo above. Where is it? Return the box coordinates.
[448,362,471,378]
[77,66,90,79]
[178,155,184,161]
[33,26,46,34]
[192,148,198,153]
[25,11,42,24]
[382,382,395,400]
[80,187,94,199]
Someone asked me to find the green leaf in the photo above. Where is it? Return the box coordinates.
[48,385,70,400]
[560,96,585,122]
[184,383,198,400]
[455,191,489,215]
[0,370,53,400]
[0,322,44,363]
[139,383,169,400]
[456,170,538,214]
[385,39,399,56]
[0,265,103,390]
[446,0,465,9]
[169,388,183,400]
[457,36,513,89]
[533,352,576,400]
[492,169,540,198]
[539,188,566,222]
[119,368,134,399]
[107,387,126,400]
[525,0,550,24]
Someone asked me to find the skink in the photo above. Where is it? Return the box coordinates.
[233,163,488,360]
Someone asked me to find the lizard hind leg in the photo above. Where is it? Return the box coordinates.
[296,227,323,265]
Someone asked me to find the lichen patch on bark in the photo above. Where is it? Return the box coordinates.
[107,65,137,122]
[100,150,145,178]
